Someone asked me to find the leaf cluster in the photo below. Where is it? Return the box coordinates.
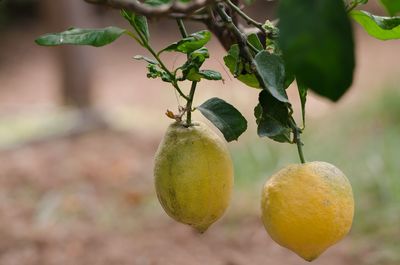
[34,0,400,147]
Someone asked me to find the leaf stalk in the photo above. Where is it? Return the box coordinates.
[176,18,198,126]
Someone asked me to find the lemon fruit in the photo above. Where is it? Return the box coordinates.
[154,121,234,233]
[261,161,354,261]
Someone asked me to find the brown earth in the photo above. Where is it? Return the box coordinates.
[0,129,357,265]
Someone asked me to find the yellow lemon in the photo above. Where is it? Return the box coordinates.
[154,121,234,233]
[261,161,354,261]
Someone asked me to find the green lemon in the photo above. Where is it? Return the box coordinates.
[154,121,234,233]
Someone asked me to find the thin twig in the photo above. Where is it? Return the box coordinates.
[225,0,266,36]
[214,3,263,85]
[176,18,198,126]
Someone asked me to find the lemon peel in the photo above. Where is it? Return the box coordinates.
[261,161,354,261]
[154,121,234,232]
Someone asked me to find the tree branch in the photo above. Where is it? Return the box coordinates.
[84,0,215,16]
[83,0,263,51]
[225,0,266,36]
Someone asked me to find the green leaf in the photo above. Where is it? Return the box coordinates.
[183,68,202,82]
[134,16,149,41]
[247,33,263,51]
[380,0,400,16]
[254,51,288,103]
[35,27,126,47]
[189,47,210,62]
[278,0,355,101]
[178,48,220,82]
[223,44,260,88]
[255,90,291,143]
[197,97,247,142]
[147,63,172,83]
[351,10,400,40]
[121,10,149,42]
[181,47,210,71]
[296,79,307,128]
[160,30,211,54]
[184,69,222,82]
[284,70,295,89]
[178,47,210,81]
[133,55,157,64]
[133,55,170,82]
[198,70,222,80]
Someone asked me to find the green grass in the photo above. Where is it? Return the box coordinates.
[231,87,400,264]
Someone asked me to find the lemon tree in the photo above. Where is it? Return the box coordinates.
[34,0,400,147]
[34,0,400,261]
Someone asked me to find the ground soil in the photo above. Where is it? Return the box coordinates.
[0,129,357,265]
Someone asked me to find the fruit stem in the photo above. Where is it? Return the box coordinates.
[185,81,197,126]
[176,18,198,127]
[289,117,306,164]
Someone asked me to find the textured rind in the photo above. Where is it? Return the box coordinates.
[154,121,234,232]
[261,161,354,261]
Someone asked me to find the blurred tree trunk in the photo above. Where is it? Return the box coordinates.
[40,0,96,108]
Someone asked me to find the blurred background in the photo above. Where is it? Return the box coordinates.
[0,0,399,264]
